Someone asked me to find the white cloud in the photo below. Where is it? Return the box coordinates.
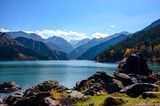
[0,28,88,41]
[0,28,111,40]
[0,28,10,32]
[92,32,109,39]
[110,25,115,28]
[31,30,87,40]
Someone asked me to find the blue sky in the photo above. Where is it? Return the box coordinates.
[0,0,160,40]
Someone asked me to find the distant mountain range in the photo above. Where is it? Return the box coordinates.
[1,18,160,61]
[47,36,73,53]
[78,33,129,60]
[70,32,130,58]
[0,32,70,60]
[7,31,74,54]
[96,19,160,63]
[6,30,131,59]
[70,38,90,48]
[7,31,44,41]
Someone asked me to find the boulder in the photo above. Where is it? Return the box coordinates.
[155,81,160,86]
[116,54,152,76]
[152,72,160,80]
[0,82,21,93]
[88,71,114,81]
[107,79,124,94]
[114,72,157,87]
[104,96,125,106]
[5,94,23,105]
[23,80,60,97]
[128,74,157,83]
[4,80,68,106]
[84,82,105,96]
[43,97,61,106]
[59,97,74,106]
[120,83,159,97]
[67,90,86,100]
[13,92,51,106]
[74,72,122,95]
[142,91,160,99]
[114,72,136,86]
[75,80,88,91]
[119,84,134,93]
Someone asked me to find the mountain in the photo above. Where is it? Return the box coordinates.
[0,32,70,60]
[144,18,160,30]
[96,20,160,63]
[0,32,50,60]
[47,36,73,53]
[69,39,80,47]
[78,33,129,60]
[6,31,64,52]
[0,32,23,47]
[15,37,70,60]
[74,38,90,48]
[70,38,90,48]
[6,31,44,41]
[70,32,130,58]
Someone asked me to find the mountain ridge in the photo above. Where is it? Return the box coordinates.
[0,32,70,60]
[7,31,44,41]
[96,20,160,63]
[47,36,74,53]
[70,32,130,58]
[78,33,129,60]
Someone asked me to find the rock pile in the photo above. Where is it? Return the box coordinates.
[1,80,87,106]
[74,54,160,97]
[116,54,152,76]
[0,82,21,93]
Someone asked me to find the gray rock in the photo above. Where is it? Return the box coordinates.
[23,80,59,97]
[74,72,123,95]
[142,91,160,99]
[152,72,160,80]
[4,80,67,106]
[107,79,124,93]
[0,82,21,93]
[122,83,159,97]
[69,90,86,100]
[104,96,125,106]
[5,94,23,105]
[116,54,152,76]
[128,74,157,83]
[155,80,160,86]
[114,72,135,86]
[43,97,61,106]
[13,92,51,106]
[120,84,134,93]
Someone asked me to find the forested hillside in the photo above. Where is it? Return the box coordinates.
[96,24,160,63]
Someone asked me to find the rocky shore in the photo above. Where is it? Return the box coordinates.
[0,54,160,106]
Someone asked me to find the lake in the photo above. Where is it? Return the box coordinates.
[0,60,160,90]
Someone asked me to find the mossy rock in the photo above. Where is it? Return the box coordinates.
[104,96,125,106]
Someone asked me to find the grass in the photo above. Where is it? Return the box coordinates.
[51,89,62,100]
[50,86,160,106]
[74,93,160,106]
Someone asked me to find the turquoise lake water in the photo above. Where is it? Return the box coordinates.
[0,60,160,90]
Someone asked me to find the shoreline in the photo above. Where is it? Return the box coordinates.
[0,71,160,106]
